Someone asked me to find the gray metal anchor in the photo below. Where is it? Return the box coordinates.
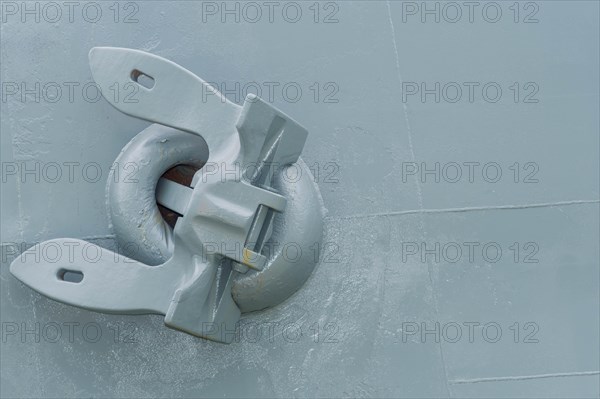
[10,47,324,343]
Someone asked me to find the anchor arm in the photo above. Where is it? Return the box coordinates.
[89,47,242,155]
[10,239,174,314]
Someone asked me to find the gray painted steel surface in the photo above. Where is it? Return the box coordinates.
[1,1,598,397]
